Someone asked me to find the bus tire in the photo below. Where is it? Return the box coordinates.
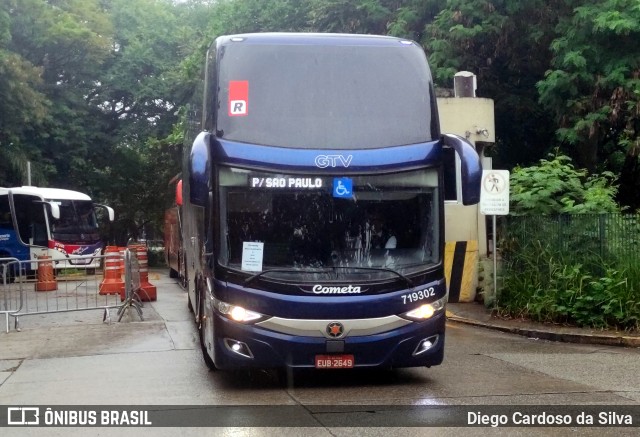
[198,284,217,371]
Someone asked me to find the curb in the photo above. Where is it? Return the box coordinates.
[446,311,640,348]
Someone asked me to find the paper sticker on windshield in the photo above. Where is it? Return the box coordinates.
[241,241,263,272]
[333,178,352,198]
[229,80,248,116]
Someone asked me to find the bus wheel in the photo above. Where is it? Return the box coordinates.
[198,287,217,371]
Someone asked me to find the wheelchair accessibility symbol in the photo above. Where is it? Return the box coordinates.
[333,178,352,198]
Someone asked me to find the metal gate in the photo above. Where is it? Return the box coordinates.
[1,249,143,333]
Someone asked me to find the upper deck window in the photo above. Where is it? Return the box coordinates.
[215,42,435,149]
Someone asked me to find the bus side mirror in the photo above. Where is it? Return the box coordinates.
[442,133,482,205]
[189,131,212,207]
[105,206,115,222]
[32,200,60,220]
[94,204,115,222]
[47,202,60,220]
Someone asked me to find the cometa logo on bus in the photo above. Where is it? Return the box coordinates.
[311,285,363,294]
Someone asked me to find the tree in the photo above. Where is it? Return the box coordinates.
[307,0,393,34]
[386,0,445,41]
[425,0,570,169]
[1,0,113,186]
[88,134,182,244]
[97,0,192,143]
[88,0,203,241]
[510,152,619,215]
[0,50,49,185]
[0,1,49,185]
[537,0,640,210]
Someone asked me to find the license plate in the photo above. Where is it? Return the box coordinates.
[315,354,354,369]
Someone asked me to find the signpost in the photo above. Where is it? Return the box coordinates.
[479,170,510,299]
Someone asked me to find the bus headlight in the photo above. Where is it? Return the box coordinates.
[213,298,267,324]
[401,294,447,321]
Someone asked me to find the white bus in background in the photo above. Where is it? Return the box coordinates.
[0,186,114,275]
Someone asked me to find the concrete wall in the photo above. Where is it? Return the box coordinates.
[438,97,495,257]
[438,96,495,301]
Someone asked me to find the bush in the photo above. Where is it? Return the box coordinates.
[510,152,619,215]
[497,153,640,330]
[498,216,640,331]
[147,249,166,268]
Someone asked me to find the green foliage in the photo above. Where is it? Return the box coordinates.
[0,51,49,185]
[0,0,114,186]
[499,225,640,330]
[0,0,191,241]
[510,152,620,215]
[425,0,565,169]
[307,0,392,34]
[99,0,193,141]
[537,0,640,209]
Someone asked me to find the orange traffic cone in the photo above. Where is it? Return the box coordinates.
[119,246,126,276]
[99,246,124,296]
[118,246,127,301]
[35,255,57,292]
[129,243,157,301]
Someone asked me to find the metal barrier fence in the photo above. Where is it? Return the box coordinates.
[499,213,640,266]
[119,248,143,322]
[1,249,144,333]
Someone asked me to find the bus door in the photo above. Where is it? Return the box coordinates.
[0,195,28,262]
[10,194,52,267]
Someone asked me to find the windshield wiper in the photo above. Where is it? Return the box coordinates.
[329,266,414,288]
[244,266,414,289]
[244,268,313,287]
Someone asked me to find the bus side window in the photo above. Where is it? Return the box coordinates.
[0,196,13,231]
[12,195,32,244]
[29,199,48,247]
[10,194,48,247]
[32,223,48,247]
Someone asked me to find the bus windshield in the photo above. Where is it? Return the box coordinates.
[215,42,434,149]
[219,167,439,282]
[49,200,100,243]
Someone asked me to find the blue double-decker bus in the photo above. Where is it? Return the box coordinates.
[183,33,481,371]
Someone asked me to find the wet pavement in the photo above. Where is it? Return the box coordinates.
[2,271,640,436]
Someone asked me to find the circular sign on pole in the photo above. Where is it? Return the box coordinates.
[480,170,510,215]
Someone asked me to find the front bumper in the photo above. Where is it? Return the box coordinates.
[211,310,445,370]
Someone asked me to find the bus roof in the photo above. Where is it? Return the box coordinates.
[215,32,419,48]
[209,32,435,149]
[0,186,92,201]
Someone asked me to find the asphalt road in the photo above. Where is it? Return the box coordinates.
[1,270,639,436]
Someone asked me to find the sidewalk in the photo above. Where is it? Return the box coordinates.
[446,301,640,347]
